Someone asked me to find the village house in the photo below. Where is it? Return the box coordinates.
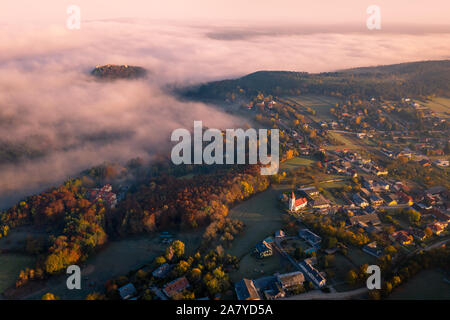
[353,193,369,208]
[276,271,305,292]
[428,222,447,235]
[310,195,331,210]
[152,263,173,279]
[382,194,398,206]
[298,229,322,247]
[88,184,118,208]
[274,230,286,238]
[118,283,137,300]
[163,276,190,298]
[390,231,413,245]
[235,279,261,300]
[362,241,383,258]
[255,240,273,258]
[369,194,384,207]
[409,228,427,241]
[299,260,326,288]
[349,213,382,233]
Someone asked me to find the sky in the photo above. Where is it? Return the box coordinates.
[0,1,449,208]
[1,0,450,26]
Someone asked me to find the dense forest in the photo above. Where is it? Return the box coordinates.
[180,60,450,101]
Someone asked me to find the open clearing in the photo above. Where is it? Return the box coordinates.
[279,156,315,173]
[388,269,450,300]
[422,97,450,118]
[0,253,35,294]
[228,186,287,258]
[287,95,339,122]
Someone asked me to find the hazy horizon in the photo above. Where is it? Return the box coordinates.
[1,1,450,208]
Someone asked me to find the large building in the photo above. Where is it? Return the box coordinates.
[235,279,261,300]
[288,191,308,211]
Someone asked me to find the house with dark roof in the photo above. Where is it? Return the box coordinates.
[353,193,369,208]
[349,213,381,230]
[118,283,137,300]
[152,263,173,279]
[310,194,331,210]
[298,229,322,247]
[298,261,326,288]
[235,279,261,300]
[255,241,273,258]
[369,194,383,206]
[362,242,383,258]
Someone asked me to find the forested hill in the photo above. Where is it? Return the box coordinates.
[180,60,450,101]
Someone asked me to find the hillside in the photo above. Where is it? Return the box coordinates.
[181,60,450,101]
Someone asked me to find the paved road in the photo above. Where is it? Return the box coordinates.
[282,287,368,300]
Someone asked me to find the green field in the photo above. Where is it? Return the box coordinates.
[422,97,450,118]
[229,252,287,283]
[287,95,339,122]
[227,186,286,258]
[0,254,35,293]
[326,131,361,150]
[279,156,315,173]
[388,269,450,300]
[24,231,202,300]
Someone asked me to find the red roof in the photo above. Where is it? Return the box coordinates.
[163,276,190,297]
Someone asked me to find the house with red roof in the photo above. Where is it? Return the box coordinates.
[163,276,190,298]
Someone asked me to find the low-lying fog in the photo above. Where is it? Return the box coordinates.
[1,19,450,209]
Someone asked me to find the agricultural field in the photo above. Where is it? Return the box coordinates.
[388,269,450,300]
[0,253,35,294]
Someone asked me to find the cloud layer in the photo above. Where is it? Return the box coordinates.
[1,20,450,208]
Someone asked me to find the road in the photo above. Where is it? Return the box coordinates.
[282,287,368,300]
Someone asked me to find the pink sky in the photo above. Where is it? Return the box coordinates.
[1,0,450,26]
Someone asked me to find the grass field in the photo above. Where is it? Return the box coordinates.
[227,186,287,258]
[326,131,361,150]
[229,252,288,283]
[24,231,202,300]
[422,97,450,118]
[0,253,35,293]
[388,269,450,300]
[287,95,339,122]
[279,156,315,173]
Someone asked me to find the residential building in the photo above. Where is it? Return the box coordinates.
[235,279,261,300]
[276,272,305,292]
[390,231,413,245]
[118,283,137,300]
[299,261,326,288]
[255,241,273,258]
[163,276,190,298]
